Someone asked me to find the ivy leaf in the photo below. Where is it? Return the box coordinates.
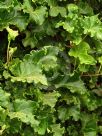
[7,46,59,85]
[0,0,25,31]
[24,46,59,71]
[51,124,65,136]
[9,119,22,134]
[11,13,29,31]
[78,1,94,15]
[0,88,10,108]
[56,21,74,33]
[82,15,102,40]
[9,59,48,85]
[56,13,79,33]
[22,0,47,25]
[0,106,7,126]
[49,6,66,17]
[42,91,60,108]
[23,0,47,25]
[9,99,39,129]
[56,79,87,95]
[78,64,90,72]
[81,114,98,136]
[98,56,102,65]
[21,126,34,136]
[23,0,34,14]
[6,27,18,41]
[22,31,38,48]
[69,42,96,65]
[58,106,80,122]
[13,99,37,113]
[46,0,57,6]
[32,6,47,25]
[67,4,78,13]
[37,118,48,135]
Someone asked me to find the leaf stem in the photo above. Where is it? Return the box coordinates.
[97,64,102,74]
[7,40,10,66]
[81,73,102,77]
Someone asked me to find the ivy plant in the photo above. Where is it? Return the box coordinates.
[0,0,102,135]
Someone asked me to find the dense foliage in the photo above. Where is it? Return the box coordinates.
[0,0,102,135]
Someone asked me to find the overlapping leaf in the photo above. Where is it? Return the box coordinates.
[82,15,102,40]
[42,91,60,108]
[69,42,96,65]
[51,124,65,136]
[23,0,47,25]
[49,6,66,17]
[8,99,39,130]
[5,46,59,85]
[0,87,10,108]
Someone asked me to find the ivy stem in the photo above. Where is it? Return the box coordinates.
[81,73,102,77]
[97,64,102,74]
[7,40,10,66]
[80,35,87,43]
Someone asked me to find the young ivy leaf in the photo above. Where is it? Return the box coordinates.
[6,27,18,41]
[81,113,98,136]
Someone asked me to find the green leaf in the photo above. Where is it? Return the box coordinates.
[42,91,60,108]
[56,21,74,33]
[13,99,37,113]
[10,13,29,31]
[49,6,66,17]
[9,119,22,134]
[0,106,7,126]
[69,42,96,65]
[81,114,97,136]
[21,126,34,136]
[0,88,10,108]
[82,15,102,40]
[9,59,48,85]
[22,31,38,48]
[37,118,48,135]
[7,46,59,85]
[23,0,47,25]
[58,106,80,122]
[51,124,65,136]
[0,0,24,30]
[56,80,87,95]
[78,64,90,72]
[56,13,79,34]
[78,1,94,15]
[9,99,39,129]
[67,4,78,13]
[98,56,102,65]
[32,6,47,25]
[6,27,18,41]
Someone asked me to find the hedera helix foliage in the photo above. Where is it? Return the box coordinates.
[1,0,102,135]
